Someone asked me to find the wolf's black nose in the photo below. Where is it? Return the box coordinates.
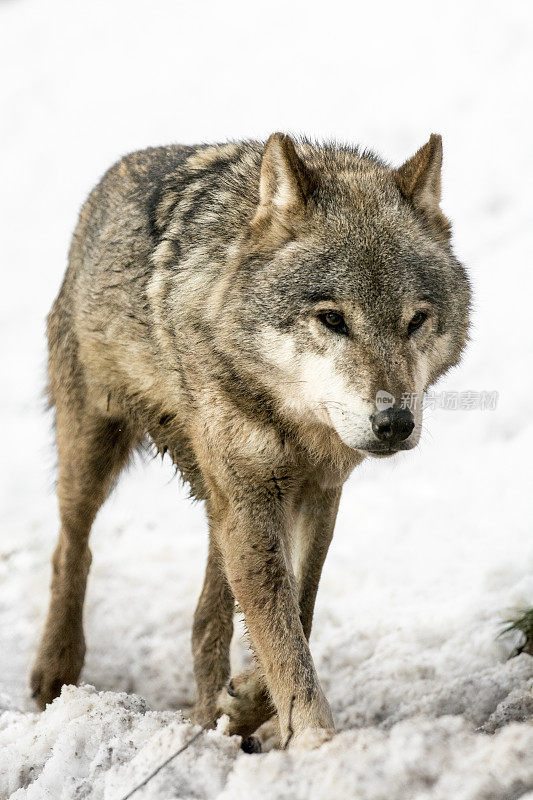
[371,408,415,444]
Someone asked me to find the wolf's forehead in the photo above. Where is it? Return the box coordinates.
[288,238,439,307]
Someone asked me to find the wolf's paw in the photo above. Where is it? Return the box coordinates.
[215,671,273,738]
[287,727,335,750]
[30,641,85,710]
[216,680,260,737]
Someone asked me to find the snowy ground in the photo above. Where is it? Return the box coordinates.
[1,1,533,798]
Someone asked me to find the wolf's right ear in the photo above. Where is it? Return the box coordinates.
[251,133,313,242]
[394,134,451,241]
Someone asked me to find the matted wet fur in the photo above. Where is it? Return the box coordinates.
[31,133,470,749]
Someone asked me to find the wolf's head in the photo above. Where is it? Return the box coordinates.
[229,133,471,457]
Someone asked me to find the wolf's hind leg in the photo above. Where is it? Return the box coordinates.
[31,399,138,709]
[191,527,235,728]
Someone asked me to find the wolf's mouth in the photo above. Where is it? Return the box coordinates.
[363,441,417,457]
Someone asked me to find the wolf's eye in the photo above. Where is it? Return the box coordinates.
[407,311,428,336]
[319,311,349,335]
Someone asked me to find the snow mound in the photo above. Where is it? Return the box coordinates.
[1,684,533,800]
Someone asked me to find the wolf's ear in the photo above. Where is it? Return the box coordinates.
[251,133,313,241]
[394,134,450,241]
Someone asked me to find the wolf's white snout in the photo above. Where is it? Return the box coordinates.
[324,391,420,453]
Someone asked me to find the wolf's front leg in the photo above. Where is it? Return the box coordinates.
[217,483,341,741]
[212,487,334,747]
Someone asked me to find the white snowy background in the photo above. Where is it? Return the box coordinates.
[1,0,533,798]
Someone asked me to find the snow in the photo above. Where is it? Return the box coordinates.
[1,0,533,797]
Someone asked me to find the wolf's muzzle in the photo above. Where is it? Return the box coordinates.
[371,407,415,445]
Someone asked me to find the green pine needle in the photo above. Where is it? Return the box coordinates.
[499,607,533,656]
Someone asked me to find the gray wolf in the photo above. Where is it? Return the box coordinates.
[30,133,470,749]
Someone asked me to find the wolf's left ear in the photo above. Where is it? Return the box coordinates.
[394,134,451,241]
[252,133,313,241]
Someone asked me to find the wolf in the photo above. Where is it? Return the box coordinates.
[30,132,470,749]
